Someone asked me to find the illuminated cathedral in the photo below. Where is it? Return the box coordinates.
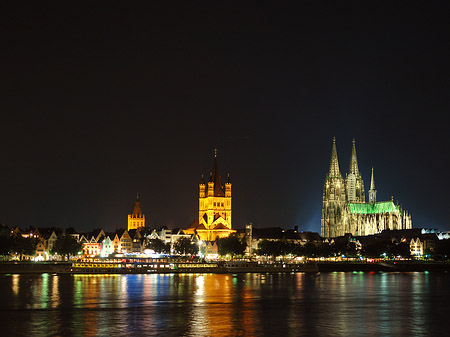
[185,149,235,241]
[321,138,412,238]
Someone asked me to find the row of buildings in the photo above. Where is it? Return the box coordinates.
[2,224,192,260]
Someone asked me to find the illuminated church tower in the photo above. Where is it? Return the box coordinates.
[128,194,145,231]
[321,137,347,237]
[346,139,365,202]
[186,149,235,241]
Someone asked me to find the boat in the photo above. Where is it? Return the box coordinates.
[223,261,319,273]
[70,260,223,274]
[69,256,318,274]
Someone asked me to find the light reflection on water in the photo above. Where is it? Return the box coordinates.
[1,272,449,336]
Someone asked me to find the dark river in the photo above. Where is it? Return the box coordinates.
[1,272,449,336]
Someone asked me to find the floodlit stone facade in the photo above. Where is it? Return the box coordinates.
[185,150,235,241]
[321,138,412,238]
[128,194,145,231]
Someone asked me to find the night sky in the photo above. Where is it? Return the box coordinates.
[1,2,449,232]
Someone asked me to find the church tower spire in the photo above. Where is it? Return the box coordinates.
[349,138,360,176]
[186,149,235,241]
[369,167,377,204]
[328,137,341,177]
[322,137,347,238]
[128,193,145,231]
[346,138,365,202]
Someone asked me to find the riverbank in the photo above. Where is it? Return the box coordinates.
[1,261,449,274]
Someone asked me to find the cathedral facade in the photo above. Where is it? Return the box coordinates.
[185,149,235,241]
[321,138,412,238]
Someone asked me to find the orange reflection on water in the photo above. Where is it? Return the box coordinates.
[239,276,257,336]
[11,274,19,296]
[51,275,60,308]
[188,274,234,336]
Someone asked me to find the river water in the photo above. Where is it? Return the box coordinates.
[1,272,449,336]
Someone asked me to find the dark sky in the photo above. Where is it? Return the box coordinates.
[1,2,449,232]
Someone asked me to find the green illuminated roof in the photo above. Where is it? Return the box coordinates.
[348,201,400,214]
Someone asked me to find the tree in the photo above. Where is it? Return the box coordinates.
[217,235,247,256]
[258,240,289,258]
[389,241,411,258]
[11,236,37,260]
[173,237,199,255]
[433,239,450,261]
[332,240,358,258]
[302,242,318,258]
[146,238,170,254]
[0,236,13,257]
[52,235,82,260]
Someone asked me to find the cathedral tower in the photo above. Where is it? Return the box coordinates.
[346,139,365,202]
[321,137,347,237]
[128,194,145,231]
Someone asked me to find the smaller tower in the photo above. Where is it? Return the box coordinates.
[225,173,231,197]
[199,175,206,198]
[368,167,377,204]
[207,172,214,197]
[128,193,145,231]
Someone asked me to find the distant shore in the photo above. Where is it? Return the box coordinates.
[0,261,449,274]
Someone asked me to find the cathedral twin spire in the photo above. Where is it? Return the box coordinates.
[328,137,372,203]
[349,138,360,177]
[328,137,341,177]
[328,137,364,178]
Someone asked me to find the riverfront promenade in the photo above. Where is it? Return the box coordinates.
[1,261,449,274]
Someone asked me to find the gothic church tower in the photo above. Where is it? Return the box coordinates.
[345,139,365,202]
[186,149,235,241]
[321,137,347,237]
[128,194,145,231]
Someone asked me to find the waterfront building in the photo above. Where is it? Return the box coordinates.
[113,229,132,253]
[79,229,107,256]
[35,241,46,260]
[185,149,235,241]
[128,194,145,231]
[321,138,412,238]
[100,236,114,256]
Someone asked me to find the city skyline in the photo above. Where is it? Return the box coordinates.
[1,3,449,232]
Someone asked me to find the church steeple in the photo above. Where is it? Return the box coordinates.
[211,148,225,197]
[370,167,375,190]
[349,138,360,176]
[132,193,141,215]
[128,193,145,231]
[187,149,234,241]
[328,137,341,177]
[369,167,377,204]
[346,138,365,202]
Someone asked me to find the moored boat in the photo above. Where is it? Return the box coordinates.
[223,261,319,273]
